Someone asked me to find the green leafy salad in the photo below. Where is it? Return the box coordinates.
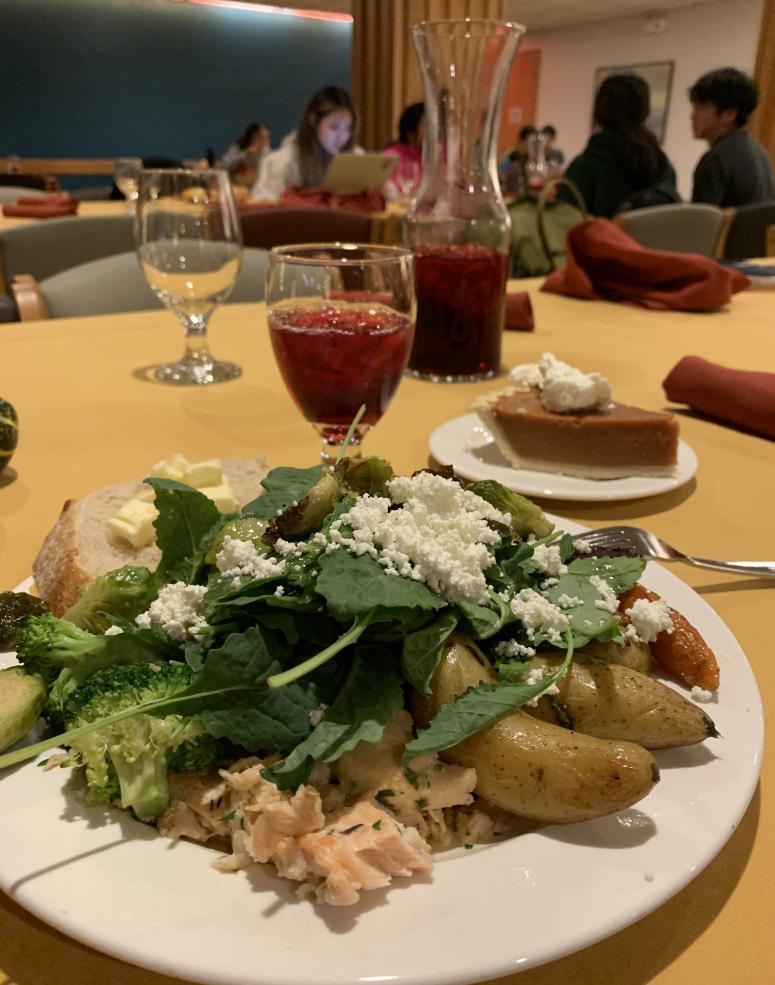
[0,456,651,904]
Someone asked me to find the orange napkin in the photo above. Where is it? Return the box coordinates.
[16,193,76,207]
[663,355,775,439]
[280,186,386,213]
[504,291,534,331]
[2,201,79,218]
[541,218,749,311]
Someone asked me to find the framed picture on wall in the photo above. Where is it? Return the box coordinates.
[593,60,675,143]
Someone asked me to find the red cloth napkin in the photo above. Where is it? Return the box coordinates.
[504,291,534,331]
[541,218,749,311]
[15,193,76,207]
[663,356,775,439]
[2,201,79,218]
[280,185,386,213]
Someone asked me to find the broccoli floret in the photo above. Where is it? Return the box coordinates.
[62,662,215,820]
[64,565,159,634]
[0,592,49,650]
[15,613,106,687]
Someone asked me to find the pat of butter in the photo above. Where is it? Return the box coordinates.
[148,453,191,483]
[198,480,238,514]
[108,499,158,549]
[184,459,223,489]
[135,484,156,503]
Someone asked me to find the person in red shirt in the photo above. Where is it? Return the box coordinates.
[384,102,424,200]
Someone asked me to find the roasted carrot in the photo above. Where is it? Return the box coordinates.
[618,583,720,691]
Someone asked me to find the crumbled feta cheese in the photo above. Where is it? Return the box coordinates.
[327,473,509,604]
[274,585,285,597]
[216,536,286,580]
[135,582,209,642]
[493,639,536,659]
[691,685,715,703]
[274,538,304,557]
[540,577,559,590]
[103,625,124,636]
[309,704,329,727]
[624,598,674,643]
[509,588,569,644]
[523,666,561,707]
[574,538,593,554]
[538,352,612,414]
[527,544,568,578]
[590,574,619,614]
[556,594,583,609]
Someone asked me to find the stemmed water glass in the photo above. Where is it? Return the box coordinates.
[135,168,243,385]
[114,157,142,211]
[266,244,415,462]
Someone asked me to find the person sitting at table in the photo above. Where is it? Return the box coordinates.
[221,122,271,186]
[251,86,362,202]
[689,67,775,207]
[560,74,679,217]
[383,101,424,196]
[541,124,565,170]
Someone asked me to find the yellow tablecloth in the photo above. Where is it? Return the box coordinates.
[1,283,774,985]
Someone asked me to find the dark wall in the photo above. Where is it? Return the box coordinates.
[0,0,352,163]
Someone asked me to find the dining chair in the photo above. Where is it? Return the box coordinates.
[239,205,373,251]
[720,201,775,260]
[612,203,731,257]
[768,225,775,257]
[0,214,135,292]
[0,185,49,204]
[11,248,269,321]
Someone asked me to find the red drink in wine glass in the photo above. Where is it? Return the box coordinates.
[408,243,508,381]
[267,244,415,461]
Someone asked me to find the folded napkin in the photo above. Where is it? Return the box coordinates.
[541,218,749,311]
[2,201,79,219]
[663,355,775,439]
[280,185,386,213]
[504,291,534,331]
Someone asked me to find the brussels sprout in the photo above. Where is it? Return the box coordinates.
[205,516,269,565]
[0,398,18,473]
[468,479,554,538]
[267,464,346,541]
[64,566,159,633]
[0,591,49,650]
[0,667,46,752]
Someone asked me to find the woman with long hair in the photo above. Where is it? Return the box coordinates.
[251,86,360,201]
[562,74,678,217]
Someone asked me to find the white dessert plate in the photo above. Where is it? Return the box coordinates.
[0,556,762,985]
[429,413,698,502]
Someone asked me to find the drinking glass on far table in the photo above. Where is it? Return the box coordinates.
[136,168,243,385]
[114,157,142,211]
[267,244,415,462]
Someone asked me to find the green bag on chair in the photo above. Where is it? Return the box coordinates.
[508,178,587,278]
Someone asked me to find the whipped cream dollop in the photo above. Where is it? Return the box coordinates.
[508,352,612,413]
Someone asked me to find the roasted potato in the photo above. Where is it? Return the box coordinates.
[576,638,652,674]
[411,638,659,824]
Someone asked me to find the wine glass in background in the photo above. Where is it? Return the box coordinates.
[267,244,415,462]
[393,159,422,206]
[114,157,142,211]
[135,168,243,385]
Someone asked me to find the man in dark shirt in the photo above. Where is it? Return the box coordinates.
[689,67,774,207]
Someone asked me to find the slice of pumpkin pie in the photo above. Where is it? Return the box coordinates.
[472,353,679,480]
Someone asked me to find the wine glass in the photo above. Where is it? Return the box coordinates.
[267,244,415,462]
[114,157,142,211]
[393,159,422,206]
[135,168,243,385]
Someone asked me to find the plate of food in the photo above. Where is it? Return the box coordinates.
[429,353,697,502]
[0,453,762,985]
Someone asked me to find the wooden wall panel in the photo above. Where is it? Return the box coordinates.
[751,0,775,163]
[351,0,506,150]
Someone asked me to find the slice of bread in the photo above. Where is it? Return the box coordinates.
[32,457,268,616]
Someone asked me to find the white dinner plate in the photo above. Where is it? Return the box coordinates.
[0,554,763,985]
[429,413,698,502]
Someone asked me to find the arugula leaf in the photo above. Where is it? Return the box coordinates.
[315,550,445,621]
[568,555,647,595]
[146,479,222,584]
[541,574,620,644]
[262,647,404,789]
[240,465,325,519]
[401,611,458,695]
[455,590,514,639]
[494,659,531,682]
[402,636,574,766]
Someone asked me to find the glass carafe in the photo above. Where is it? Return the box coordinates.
[405,19,525,382]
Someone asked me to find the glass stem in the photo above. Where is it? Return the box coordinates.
[178,311,213,362]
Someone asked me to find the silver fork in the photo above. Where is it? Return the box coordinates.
[572,525,775,577]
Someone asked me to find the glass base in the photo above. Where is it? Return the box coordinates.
[153,354,242,385]
[404,367,497,383]
[313,423,370,464]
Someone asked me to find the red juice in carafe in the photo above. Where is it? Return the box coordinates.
[408,243,508,380]
[269,302,414,439]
